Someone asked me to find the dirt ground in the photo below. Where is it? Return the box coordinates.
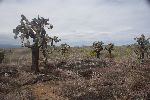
[0,47,150,100]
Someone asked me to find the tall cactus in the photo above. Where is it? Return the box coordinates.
[105,43,114,58]
[92,41,104,58]
[60,43,70,55]
[134,34,150,61]
[13,15,60,72]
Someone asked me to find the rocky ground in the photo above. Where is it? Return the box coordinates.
[0,47,150,100]
[0,58,150,100]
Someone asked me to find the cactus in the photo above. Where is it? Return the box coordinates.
[60,43,70,55]
[0,49,5,64]
[13,15,60,72]
[92,41,104,58]
[105,43,114,58]
[134,34,150,61]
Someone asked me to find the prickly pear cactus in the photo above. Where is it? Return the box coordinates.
[105,43,114,58]
[134,34,150,61]
[92,41,104,58]
[13,15,60,72]
[48,36,61,53]
[60,43,70,55]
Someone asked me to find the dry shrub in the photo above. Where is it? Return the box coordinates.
[0,47,150,100]
[4,88,35,100]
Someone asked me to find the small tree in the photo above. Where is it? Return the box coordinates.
[13,15,60,72]
[60,43,70,55]
[105,43,114,58]
[93,41,104,58]
[134,34,150,61]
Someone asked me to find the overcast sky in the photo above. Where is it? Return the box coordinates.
[0,0,150,46]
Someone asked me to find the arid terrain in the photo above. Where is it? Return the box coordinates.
[0,46,150,100]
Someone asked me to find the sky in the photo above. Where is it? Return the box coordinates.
[0,0,150,46]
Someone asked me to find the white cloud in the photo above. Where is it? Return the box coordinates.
[0,0,150,46]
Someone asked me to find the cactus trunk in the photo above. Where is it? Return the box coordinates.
[31,47,39,73]
[96,52,100,58]
[141,52,144,59]
[109,50,112,58]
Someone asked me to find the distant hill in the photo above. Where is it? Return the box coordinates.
[0,44,20,48]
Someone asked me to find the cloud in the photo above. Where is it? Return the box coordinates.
[146,0,150,4]
[0,0,150,46]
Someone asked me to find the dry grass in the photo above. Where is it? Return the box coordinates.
[0,46,150,100]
